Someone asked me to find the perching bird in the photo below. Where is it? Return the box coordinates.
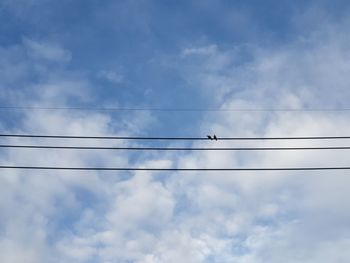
[213,135,218,141]
[207,135,213,140]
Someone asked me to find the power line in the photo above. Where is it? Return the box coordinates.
[1,134,350,140]
[1,106,350,112]
[0,134,204,140]
[2,144,350,151]
[0,166,349,171]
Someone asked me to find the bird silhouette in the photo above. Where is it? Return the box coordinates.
[213,135,218,141]
[207,135,213,140]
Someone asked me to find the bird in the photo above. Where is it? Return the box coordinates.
[207,135,213,140]
[213,135,218,141]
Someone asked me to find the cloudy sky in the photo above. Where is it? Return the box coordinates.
[1,0,350,262]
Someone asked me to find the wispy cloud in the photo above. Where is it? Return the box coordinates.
[1,1,350,263]
[23,38,72,63]
[97,70,123,84]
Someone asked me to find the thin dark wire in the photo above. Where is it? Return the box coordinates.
[1,106,350,112]
[0,166,350,171]
[2,144,350,151]
[1,134,350,140]
[0,134,204,140]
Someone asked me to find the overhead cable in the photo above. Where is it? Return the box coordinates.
[2,144,350,151]
[1,134,350,140]
[0,166,349,171]
[1,106,350,112]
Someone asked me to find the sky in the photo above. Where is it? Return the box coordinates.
[1,0,350,262]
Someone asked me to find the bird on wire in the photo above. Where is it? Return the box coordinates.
[207,135,218,141]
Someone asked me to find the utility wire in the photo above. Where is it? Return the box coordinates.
[2,144,350,151]
[1,106,350,112]
[0,166,350,171]
[1,134,350,140]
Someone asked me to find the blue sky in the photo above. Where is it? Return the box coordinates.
[1,0,350,132]
[0,0,319,113]
[1,0,350,262]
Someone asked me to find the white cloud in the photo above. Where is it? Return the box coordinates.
[2,9,350,263]
[97,70,123,83]
[181,45,218,57]
[23,38,72,63]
